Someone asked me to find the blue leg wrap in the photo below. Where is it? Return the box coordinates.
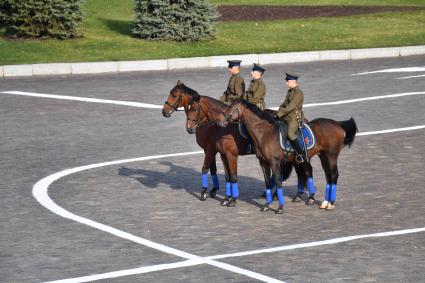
[201,173,208,188]
[307,177,316,195]
[325,184,331,201]
[297,177,304,193]
[265,189,272,204]
[231,183,239,199]
[277,188,285,206]
[330,184,337,202]
[211,174,219,188]
[225,182,232,197]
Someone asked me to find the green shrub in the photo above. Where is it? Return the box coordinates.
[0,0,84,39]
[132,0,217,41]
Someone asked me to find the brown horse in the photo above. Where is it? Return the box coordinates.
[162,81,294,207]
[216,99,357,213]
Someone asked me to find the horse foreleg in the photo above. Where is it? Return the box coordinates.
[209,155,219,198]
[219,153,232,206]
[302,162,317,205]
[272,162,285,215]
[259,161,273,212]
[292,163,306,202]
[199,150,215,201]
[226,153,239,207]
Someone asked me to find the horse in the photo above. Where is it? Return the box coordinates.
[162,81,294,207]
[216,99,357,213]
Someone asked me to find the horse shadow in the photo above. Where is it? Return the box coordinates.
[118,161,299,209]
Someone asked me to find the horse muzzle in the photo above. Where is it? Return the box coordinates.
[186,126,197,134]
[162,109,172,118]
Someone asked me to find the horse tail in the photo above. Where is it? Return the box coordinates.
[339,117,358,147]
[280,162,293,181]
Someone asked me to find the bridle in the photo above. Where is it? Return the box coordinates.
[164,90,186,113]
[186,100,209,130]
[222,101,241,123]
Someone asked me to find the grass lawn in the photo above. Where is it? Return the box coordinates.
[1,0,424,65]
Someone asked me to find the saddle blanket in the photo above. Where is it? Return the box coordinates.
[278,123,316,152]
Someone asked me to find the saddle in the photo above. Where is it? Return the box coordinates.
[238,122,255,155]
[277,121,316,152]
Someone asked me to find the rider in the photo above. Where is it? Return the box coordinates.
[219,60,245,105]
[275,73,307,164]
[244,63,266,110]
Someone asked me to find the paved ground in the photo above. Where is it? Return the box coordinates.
[0,55,424,283]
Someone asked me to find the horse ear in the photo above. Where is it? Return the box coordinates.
[177,80,183,85]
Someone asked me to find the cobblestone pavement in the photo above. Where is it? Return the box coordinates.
[0,56,424,282]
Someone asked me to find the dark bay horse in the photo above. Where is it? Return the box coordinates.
[162,82,293,207]
[217,99,357,213]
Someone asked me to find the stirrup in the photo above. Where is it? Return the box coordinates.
[295,154,305,164]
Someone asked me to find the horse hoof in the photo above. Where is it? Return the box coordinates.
[200,189,208,201]
[292,193,304,202]
[306,197,315,205]
[260,204,270,212]
[227,199,237,207]
[275,206,284,214]
[221,198,230,206]
[319,201,329,209]
[326,203,336,210]
[209,188,218,198]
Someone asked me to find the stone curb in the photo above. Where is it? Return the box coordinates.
[2,45,424,78]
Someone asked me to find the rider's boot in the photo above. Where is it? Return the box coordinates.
[290,139,306,164]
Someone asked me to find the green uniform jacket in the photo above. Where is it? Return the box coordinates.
[276,85,304,140]
[245,78,266,110]
[219,73,245,105]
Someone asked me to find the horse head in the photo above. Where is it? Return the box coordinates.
[185,100,202,134]
[162,80,195,117]
[217,100,242,128]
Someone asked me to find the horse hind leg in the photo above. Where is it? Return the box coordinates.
[319,152,339,210]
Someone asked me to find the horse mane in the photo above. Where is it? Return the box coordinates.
[236,99,276,124]
[176,83,201,102]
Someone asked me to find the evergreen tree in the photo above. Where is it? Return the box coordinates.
[0,0,84,39]
[132,0,217,41]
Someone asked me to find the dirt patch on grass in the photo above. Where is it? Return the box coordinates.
[217,5,424,22]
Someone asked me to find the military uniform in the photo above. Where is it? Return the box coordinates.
[245,63,266,110]
[219,60,245,105]
[220,73,245,104]
[276,85,304,141]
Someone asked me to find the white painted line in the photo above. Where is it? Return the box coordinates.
[33,150,285,283]
[45,260,201,283]
[353,66,425,75]
[356,125,425,136]
[207,227,425,260]
[0,91,162,109]
[396,74,425,80]
[269,91,425,110]
[33,124,425,283]
[2,90,424,111]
